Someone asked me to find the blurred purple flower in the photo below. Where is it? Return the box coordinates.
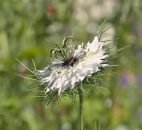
[119,71,134,87]
[137,110,142,119]
[136,74,142,86]
[135,50,142,60]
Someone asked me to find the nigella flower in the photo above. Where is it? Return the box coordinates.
[37,36,109,94]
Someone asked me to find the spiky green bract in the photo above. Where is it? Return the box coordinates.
[49,36,78,65]
[37,32,114,106]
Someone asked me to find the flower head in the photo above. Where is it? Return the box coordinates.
[37,36,109,94]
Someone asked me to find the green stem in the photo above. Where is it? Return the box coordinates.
[78,86,83,130]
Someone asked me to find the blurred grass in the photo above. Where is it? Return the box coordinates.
[0,0,142,130]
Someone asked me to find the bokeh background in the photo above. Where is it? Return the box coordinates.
[0,0,142,130]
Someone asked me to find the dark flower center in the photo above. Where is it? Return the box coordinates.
[62,56,78,67]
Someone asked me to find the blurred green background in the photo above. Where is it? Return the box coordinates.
[0,0,142,130]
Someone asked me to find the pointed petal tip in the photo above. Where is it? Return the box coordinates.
[92,36,98,43]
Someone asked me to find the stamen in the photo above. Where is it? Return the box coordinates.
[62,56,78,67]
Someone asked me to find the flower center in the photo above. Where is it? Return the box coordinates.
[62,56,78,67]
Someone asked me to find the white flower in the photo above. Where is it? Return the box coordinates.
[37,36,108,94]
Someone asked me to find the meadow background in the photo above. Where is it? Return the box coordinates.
[0,0,142,130]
